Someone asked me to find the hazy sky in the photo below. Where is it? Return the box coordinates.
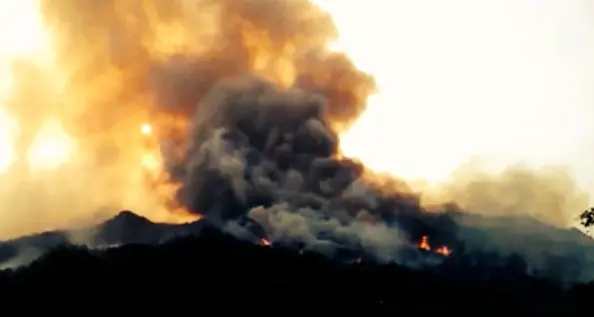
[315,0,594,198]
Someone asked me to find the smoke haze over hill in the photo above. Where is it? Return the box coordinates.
[0,0,591,288]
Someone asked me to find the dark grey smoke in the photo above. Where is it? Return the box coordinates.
[166,75,594,284]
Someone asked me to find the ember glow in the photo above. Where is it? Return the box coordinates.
[260,238,272,247]
[418,236,431,252]
[435,246,452,257]
[417,235,452,257]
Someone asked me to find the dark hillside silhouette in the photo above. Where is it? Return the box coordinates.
[0,223,593,312]
[0,210,592,312]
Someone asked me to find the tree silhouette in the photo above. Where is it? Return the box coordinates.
[579,208,594,228]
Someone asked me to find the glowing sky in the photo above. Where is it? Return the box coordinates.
[315,0,594,200]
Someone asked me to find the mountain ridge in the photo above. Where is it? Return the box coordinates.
[1,209,594,284]
[0,210,209,267]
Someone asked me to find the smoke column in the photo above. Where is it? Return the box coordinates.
[0,0,591,282]
[0,0,375,238]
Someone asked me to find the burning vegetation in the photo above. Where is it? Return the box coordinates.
[417,235,451,256]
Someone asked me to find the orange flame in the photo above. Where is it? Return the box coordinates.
[435,245,452,256]
[418,235,431,251]
[417,235,452,256]
[260,238,271,246]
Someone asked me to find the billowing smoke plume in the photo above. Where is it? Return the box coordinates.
[22,0,443,260]
[174,76,420,260]
[0,0,591,282]
[0,0,373,238]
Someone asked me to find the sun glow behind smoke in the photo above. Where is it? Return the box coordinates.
[0,0,79,175]
[0,1,48,57]
[27,118,75,172]
[141,123,152,136]
[0,109,17,174]
[0,0,197,238]
[0,0,51,176]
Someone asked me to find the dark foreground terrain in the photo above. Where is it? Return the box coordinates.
[0,222,593,313]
